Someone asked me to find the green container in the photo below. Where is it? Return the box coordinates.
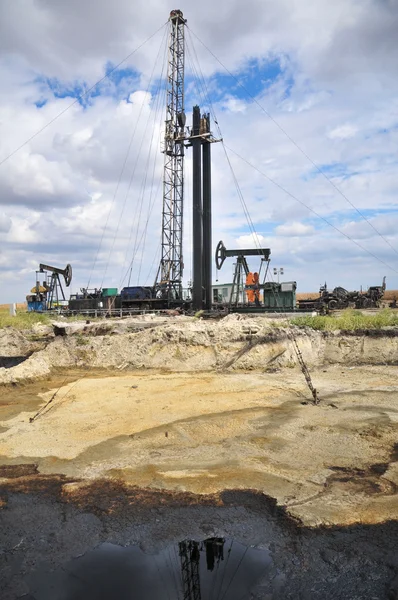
[263,282,296,309]
[102,288,118,297]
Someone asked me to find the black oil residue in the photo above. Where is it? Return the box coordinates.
[25,538,271,599]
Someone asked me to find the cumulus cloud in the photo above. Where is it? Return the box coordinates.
[0,0,397,302]
[236,233,269,249]
[275,222,315,237]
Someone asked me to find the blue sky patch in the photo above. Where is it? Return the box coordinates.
[33,63,141,109]
[211,57,283,101]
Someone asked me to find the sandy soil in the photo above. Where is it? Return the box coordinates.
[1,365,397,527]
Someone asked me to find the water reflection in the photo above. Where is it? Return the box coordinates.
[26,538,270,599]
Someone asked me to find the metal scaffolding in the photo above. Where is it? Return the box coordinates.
[156,9,187,301]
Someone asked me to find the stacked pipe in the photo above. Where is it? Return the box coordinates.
[191,105,212,311]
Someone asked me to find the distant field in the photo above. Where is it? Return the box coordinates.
[0,303,26,310]
[297,290,397,302]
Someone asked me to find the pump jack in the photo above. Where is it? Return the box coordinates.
[27,262,72,311]
[215,240,270,308]
[39,263,72,310]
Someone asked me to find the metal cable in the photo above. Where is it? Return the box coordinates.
[167,546,181,599]
[119,173,163,288]
[136,76,168,283]
[225,145,398,275]
[119,78,166,289]
[187,26,398,258]
[187,30,398,276]
[0,23,168,169]
[215,540,233,600]
[154,553,172,600]
[219,546,248,600]
[144,239,161,285]
[184,43,321,401]
[118,50,168,286]
[98,25,168,288]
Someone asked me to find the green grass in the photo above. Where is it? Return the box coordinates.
[289,309,398,331]
[0,308,51,330]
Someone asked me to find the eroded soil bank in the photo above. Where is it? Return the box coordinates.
[1,314,398,384]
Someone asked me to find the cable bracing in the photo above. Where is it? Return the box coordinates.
[0,23,168,169]
[185,35,322,402]
[187,26,398,259]
[97,25,169,289]
[118,74,168,289]
[186,28,398,278]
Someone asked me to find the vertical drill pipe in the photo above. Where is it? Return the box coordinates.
[192,106,203,311]
[202,139,212,310]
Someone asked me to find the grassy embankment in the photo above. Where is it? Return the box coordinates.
[291,309,398,331]
[0,306,50,330]
[1,305,398,333]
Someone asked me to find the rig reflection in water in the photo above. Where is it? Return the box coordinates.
[25,537,270,599]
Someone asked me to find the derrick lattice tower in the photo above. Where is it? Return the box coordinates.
[155,9,187,301]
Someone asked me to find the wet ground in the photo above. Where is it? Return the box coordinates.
[1,488,398,599]
[0,365,397,598]
[24,537,269,600]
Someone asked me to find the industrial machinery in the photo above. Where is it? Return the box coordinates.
[27,263,72,311]
[187,107,219,310]
[66,10,221,315]
[298,277,386,312]
[214,240,296,311]
[215,240,271,308]
[154,9,187,304]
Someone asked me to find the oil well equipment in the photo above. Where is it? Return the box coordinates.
[26,263,72,312]
[214,240,297,311]
[66,9,220,314]
[298,276,386,312]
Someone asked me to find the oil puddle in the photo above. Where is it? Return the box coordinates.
[24,538,271,599]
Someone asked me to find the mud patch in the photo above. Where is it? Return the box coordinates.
[327,464,397,496]
[0,463,38,478]
[0,367,397,526]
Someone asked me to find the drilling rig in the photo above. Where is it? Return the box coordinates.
[64,8,218,315]
[154,9,187,303]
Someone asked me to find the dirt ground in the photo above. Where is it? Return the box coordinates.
[1,365,397,527]
[1,316,398,598]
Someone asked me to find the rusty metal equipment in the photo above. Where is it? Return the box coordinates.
[298,276,386,312]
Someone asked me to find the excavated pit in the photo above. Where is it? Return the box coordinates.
[0,316,397,598]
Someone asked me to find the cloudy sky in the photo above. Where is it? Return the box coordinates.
[0,0,397,303]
